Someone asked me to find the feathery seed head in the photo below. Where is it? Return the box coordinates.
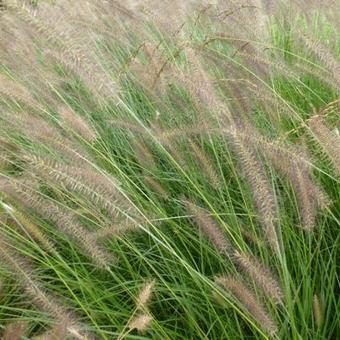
[233,250,283,304]
[33,322,67,340]
[184,199,232,257]
[144,176,169,200]
[309,114,340,176]
[128,313,153,333]
[313,294,324,328]
[58,106,97,142]
[136,279,155,310]
[215,276,278,336]
[228,133,280,253]
[3,321,28,340]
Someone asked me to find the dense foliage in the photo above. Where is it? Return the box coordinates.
[0,1,339,339]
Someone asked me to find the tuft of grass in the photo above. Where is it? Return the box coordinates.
[0,1,339,339]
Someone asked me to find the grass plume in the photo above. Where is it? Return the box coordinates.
[184,199,232,257]
[308,114,340,176]
[233,250,283,304]
[215,276,278,337]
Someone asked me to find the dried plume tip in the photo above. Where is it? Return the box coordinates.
[2,321,28,340]
[125,279,156,335]
[11,209,56,254]
[2,111,60,143]
[184,47,229,119]
[0,178,115,269]
[0,238,90,339]
[299,31,340,88]
[0,74,38,108]
[1,111,91,165]
[132,138,157,171]
[45,48,117,100]
[228,133,280,253]
[223,125,311,171]
[25,154,136,218]
[144,175,169,200]
[188,138,221,189]
[184,199,231,257]
[291,164,322,231]
[215,276,278,337]
[6,2,118,100]
[244,124,329,232]
[129,41,168,94]
[154,123,218,143]
[0,184,55,253]
[233,250,283,304]
[58,106,97,142]
[308,115,340,176]
[33,322,67,340]
[128,314,153,334]
[313,294,324,328]
[239,224,265,248]
[185,199,283,304]
[136,280,156,311]
[92,220,139,240]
